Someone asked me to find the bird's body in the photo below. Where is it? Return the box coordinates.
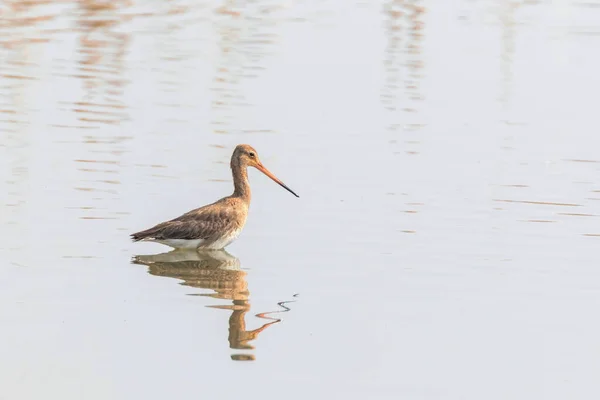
[132,197,248,250]
[131,144,298,250]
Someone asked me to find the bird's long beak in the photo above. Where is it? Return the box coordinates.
[255,163,299,198]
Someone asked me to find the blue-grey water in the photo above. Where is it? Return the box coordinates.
[1,1,600,399]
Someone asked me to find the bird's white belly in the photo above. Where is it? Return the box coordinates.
[204,228,242,250]
[155,238,205,249]
[153,228,242,250]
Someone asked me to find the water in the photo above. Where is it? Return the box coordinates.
[1,1,600,399]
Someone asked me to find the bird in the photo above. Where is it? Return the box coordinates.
[131,144,298,250]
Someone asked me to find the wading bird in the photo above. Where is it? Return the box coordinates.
[131,144,298,250]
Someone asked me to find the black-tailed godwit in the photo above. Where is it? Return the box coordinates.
[131,144,298,250]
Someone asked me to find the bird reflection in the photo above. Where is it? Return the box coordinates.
[131,250,295,361]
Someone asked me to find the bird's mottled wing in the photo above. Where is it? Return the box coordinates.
[131,205,238,241]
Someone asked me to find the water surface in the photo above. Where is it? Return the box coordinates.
[1,1,600,399]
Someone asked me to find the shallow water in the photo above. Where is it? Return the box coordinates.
[1,1,600,399]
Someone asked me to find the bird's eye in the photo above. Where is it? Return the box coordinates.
[249,152,255,158]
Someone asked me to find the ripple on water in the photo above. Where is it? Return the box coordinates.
[494,199,583,207]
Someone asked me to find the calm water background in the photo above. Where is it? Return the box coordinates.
[1,0,600,399]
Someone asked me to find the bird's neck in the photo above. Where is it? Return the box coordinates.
[231,162,251,202]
